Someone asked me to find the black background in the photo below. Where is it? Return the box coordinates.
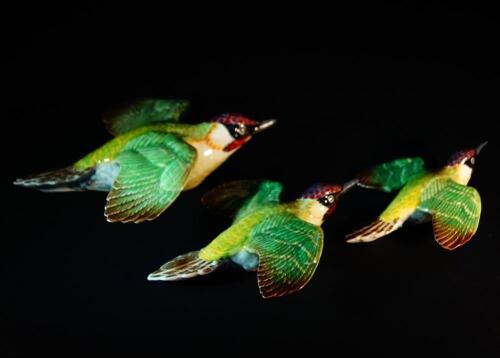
[3,3,500,356]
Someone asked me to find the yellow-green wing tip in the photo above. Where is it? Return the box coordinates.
[433,222,477,250]
[359,157,426,192]
[257,264,313,299]
[421,182,482,250]
[248,215,324,298]
[103,98,190,136]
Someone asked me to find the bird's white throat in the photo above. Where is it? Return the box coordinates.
[205,123,234,150]
[455,163,473,185]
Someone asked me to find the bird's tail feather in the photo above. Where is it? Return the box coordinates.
[346,219,399,243]
[13,166,95,192]
[147,251,220,281]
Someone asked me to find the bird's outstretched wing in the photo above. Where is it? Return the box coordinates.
[246,214,323,298]
[103,99,190,136]
[358,157,426,192]
[105,132,196,223]
[201,180,283,221]
[419,180,481,250]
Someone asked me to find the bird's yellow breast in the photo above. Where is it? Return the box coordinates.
[198,207,276,261]
[183,140,237,190]
[380,166,468,223]
[379,174,431,222]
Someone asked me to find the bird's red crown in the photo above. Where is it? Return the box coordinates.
[211,113,258,126]
[301,183,343,200]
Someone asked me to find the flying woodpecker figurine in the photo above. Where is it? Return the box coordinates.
[148,179,356,298]
[346,142,487,250]
[14,99,277,223]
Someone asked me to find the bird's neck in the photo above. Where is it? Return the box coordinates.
[443,164,472,185]
[292,199,328,226]
[183,138,237,190]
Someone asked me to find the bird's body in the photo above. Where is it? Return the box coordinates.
[14,99,276,223]
[74,122,210,172]
[72,122,232,192]
[378,165,471,226]
[200,204,285,262]
[347,143,486,250]
[148,180,352,298]
[199,200,322,263]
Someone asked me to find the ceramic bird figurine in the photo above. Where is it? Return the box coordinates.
[14,99,276,223]
[346,142,487,250]
[148,179,356,298]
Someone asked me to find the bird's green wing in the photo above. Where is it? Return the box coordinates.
[358,157,426,192]
[103,99,190,136]
[419,180,481,250]
[246,214,323,298]
[105,132,196,223]
[234,181,283,221]
[201,180,283,221]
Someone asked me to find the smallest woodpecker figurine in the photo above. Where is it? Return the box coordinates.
[148,179,356,298]
[346,142,487,250]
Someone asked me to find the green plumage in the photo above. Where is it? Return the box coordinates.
[201,180,279,219]
[234,180,283,221]
[246,213,323,298]
[15,98,218,223]
[201,193,325,298]
[103,99,189,135]
[348,153,483,250]
[199,203,287,261]
[74,122,210,170]
[153,180,326,298]
[17,98,280,223]
[419,180,481,249]
[359,157,426,192]
[105,132,197,223]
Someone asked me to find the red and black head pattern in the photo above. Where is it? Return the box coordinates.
[212,113,260,151]
[301,183,343,216]
[447,142,487,168]
[212,113,259,127]
[212,113,259,139]
[447,149,476,167]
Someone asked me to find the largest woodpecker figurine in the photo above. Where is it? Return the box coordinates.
[14,99,277,223]
[346,142,487,250]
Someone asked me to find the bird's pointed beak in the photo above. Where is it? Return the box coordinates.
[475,141,488,155]
[339,179,358,197]
[254,119,277,134]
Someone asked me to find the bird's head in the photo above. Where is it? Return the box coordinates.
[208,113,277,151]
[446,141,487,184]
[299,180,357,224]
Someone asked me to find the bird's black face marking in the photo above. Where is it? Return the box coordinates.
[301,183,343,219]
[319,193,336,207]
[465,156,476,169]
[225,123,257,139]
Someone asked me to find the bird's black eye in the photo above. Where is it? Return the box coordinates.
[465,157,475,167]
[319,194,335,207]
[226,124,248,139]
